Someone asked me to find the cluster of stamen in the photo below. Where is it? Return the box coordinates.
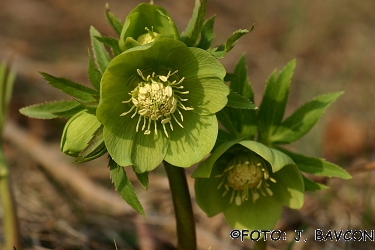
[120,69,193,137]
[216,154,277,206]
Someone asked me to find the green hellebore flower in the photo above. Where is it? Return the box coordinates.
[61,110,102,158]
[97,38,229,173]
[119,3,180,51]
[194,140,304,231]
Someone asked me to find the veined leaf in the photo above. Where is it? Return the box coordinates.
[40,72,97,102]
[196,15,216,50]
[209,27,252,58]
[272,92,344,144]
[181,0,207,47]
[105,3,123,36]
[257,60,296,144]
[109,158,145,216]
[280,148,351,179]
[95,35,122,57]
[88,50,102,91]
[303,175,328,192]
[226,90,257,110]
[133,168,149,190]
[20,100,84,119]
[90,26,111,73]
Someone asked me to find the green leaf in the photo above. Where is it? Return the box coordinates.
[257,60,296,144]
[133,168,149,190]
[271,92,344,144]
[226,90,257,110]
[75,125,106,162]
[239,140,295,173]
[19,100,83,119]
[109,158,145,216]
[196,15,216,50]
[280,148,351,179]
[105,3,123,36]
[209,27,252,58]
[181,0,207,47]
[192,137,243,178]
[88,50,102,91]
[95,35,122,57]
[40,72,97,102]
[90,26,111,73]
[303,175,328,192]
[230,55,254,100]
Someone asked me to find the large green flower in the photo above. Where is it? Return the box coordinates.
[97,38,229,173]
[194,140,304,231]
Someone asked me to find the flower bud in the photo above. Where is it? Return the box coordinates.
[60,111,102,157]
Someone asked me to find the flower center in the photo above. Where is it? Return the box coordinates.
[120,69,193,137]
[216,154,276,206]
[137,27,159,45]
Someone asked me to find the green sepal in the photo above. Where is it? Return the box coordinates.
[133,168,149,190]
[279,148,351,179]
[196,15,216,50]
[209,27,253,58]
[19,100,84,119]
[271,92,344,144]
[226,90,257,110]
[94,35,122,57]
[109,158,145,216]
[119,3,180,51]
[192,137,243,178]
[105,3,123,36]
[181,0,207,47]
[257,60,296,144]
[40,72,97,102]
[239,140,295,173]
[303,175,328,192]
[74,125,107,163]
[87,50,102,91]
[90,26,111,73]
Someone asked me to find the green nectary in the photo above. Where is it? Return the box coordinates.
[97,38,229,173]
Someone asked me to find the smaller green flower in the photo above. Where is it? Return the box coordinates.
[60,110,102,158]
[119,3,180,51]
[194,140,304,231]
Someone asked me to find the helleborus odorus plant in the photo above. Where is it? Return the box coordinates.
[193,56,351,234]
[96,37,229,173]
[119,3,180,51]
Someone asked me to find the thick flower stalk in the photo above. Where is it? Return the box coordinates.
[194,140,304,230]
[97,37,229,173]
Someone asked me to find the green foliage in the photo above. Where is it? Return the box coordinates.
[181,0,207,46]
[90,26,111,73]
[20,100,84,119]
[105,3,123,36]
[109,158,145,216]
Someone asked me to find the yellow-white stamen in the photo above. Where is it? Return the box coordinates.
[216,154,277,206]
[120,69,193,137]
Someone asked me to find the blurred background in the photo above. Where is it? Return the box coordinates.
[1,0,375,249]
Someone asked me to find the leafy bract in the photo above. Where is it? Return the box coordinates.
[87,50,102,91]
[226,90,257,110]
[109,158,145,216]
[40,72,97,102]
[280,148,351,179]
[90,26,111,73]
[20,100,84,119]
[196,15,216,50]
[181,0,207,47]
[303,175,328,192]
[257,60,296,144]
[105,3,123,36]
[271,92,344,144]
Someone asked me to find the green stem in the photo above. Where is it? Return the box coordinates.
[163,161,196,250]
[254,238,267,250]
[0,145,21,250]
